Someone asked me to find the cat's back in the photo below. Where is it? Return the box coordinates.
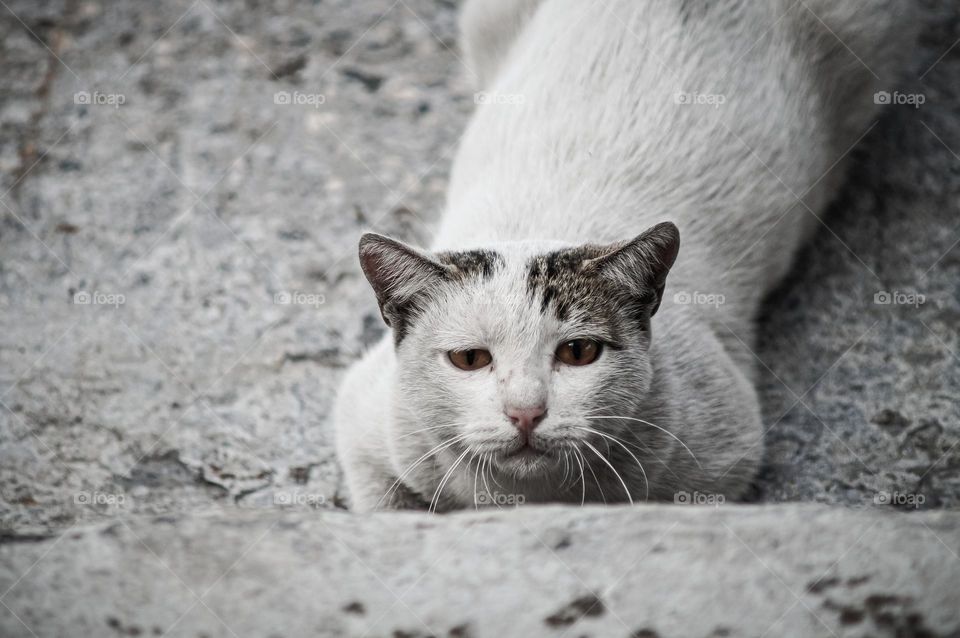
[439,0,917,252]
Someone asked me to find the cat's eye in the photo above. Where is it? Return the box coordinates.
[555,339,602,366]
[448,349,493,371]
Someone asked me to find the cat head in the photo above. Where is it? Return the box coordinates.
[358,222,679,483]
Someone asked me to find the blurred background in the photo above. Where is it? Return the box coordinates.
[0,0,958,536]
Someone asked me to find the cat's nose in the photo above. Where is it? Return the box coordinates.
[505,405,547,434]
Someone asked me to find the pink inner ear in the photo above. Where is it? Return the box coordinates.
[362,251,388,286]
[359,243,391,303]
[359,234,418,299]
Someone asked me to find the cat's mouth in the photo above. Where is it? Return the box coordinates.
[491,439,557,475]
[504,445,547,460]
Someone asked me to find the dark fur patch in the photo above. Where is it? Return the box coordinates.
[384,296,420,344]
[390,249,503,344]
[526,245,658,343]
[527,245,609,319]
[435,249,504,279]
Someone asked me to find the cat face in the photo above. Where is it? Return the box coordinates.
[359,223,679,484]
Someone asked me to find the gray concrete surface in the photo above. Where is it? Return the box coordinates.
[1,0,471,533]
[1,0,959,636]
[2,504,959,638]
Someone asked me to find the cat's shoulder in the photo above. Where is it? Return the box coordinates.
[334,335,395,438]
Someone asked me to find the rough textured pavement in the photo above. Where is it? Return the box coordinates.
[2,505,960,638]
[1,0,959,636]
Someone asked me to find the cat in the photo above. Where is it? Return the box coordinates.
[335,0,918,511]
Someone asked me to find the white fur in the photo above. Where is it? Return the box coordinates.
[336,0,918,511]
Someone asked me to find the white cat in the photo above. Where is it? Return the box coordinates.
[335,0,917,511]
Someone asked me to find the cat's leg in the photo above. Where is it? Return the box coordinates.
[459,0,543,88]
[335,337,426,511]
[651,308,765,501]
[339,447,429,512]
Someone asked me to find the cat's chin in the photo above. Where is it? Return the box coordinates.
[492,446,556,478]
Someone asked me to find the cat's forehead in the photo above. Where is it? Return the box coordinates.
[436,239,578,301]
[436,239,574,264]
[431,242,545,310]
[429,240,626,344]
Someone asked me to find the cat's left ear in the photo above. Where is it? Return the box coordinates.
[583,221,680,316]
[358,233,453,330]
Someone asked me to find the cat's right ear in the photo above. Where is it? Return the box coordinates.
[583,222,680,317]
[358,233,452,330]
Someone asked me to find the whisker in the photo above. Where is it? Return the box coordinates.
[377,432,470,509]
[489,457,504,489]
[578,421,684,485]
[395,424,453,440]
[573,448,586,506]
[619,431,685,485]
[581,439,634,505]
[585,415,703,469]
[577,426,649,501]
[396,419,507,440]
[472,450,481,510]
[429,447,471,513]
[481,452,498,508]
[581,448,607,504]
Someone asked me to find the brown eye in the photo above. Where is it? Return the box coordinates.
[448,349,493,371]
[555,339,602,366]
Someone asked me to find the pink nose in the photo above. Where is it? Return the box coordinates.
[505,405,547,434]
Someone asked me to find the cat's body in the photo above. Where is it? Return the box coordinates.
[336,0,917,511]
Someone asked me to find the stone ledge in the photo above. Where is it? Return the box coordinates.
[1,504,958,637]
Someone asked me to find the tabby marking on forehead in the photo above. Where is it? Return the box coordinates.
[525,245,609,320]
[391,248,504,345]
[435,249,504,279]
